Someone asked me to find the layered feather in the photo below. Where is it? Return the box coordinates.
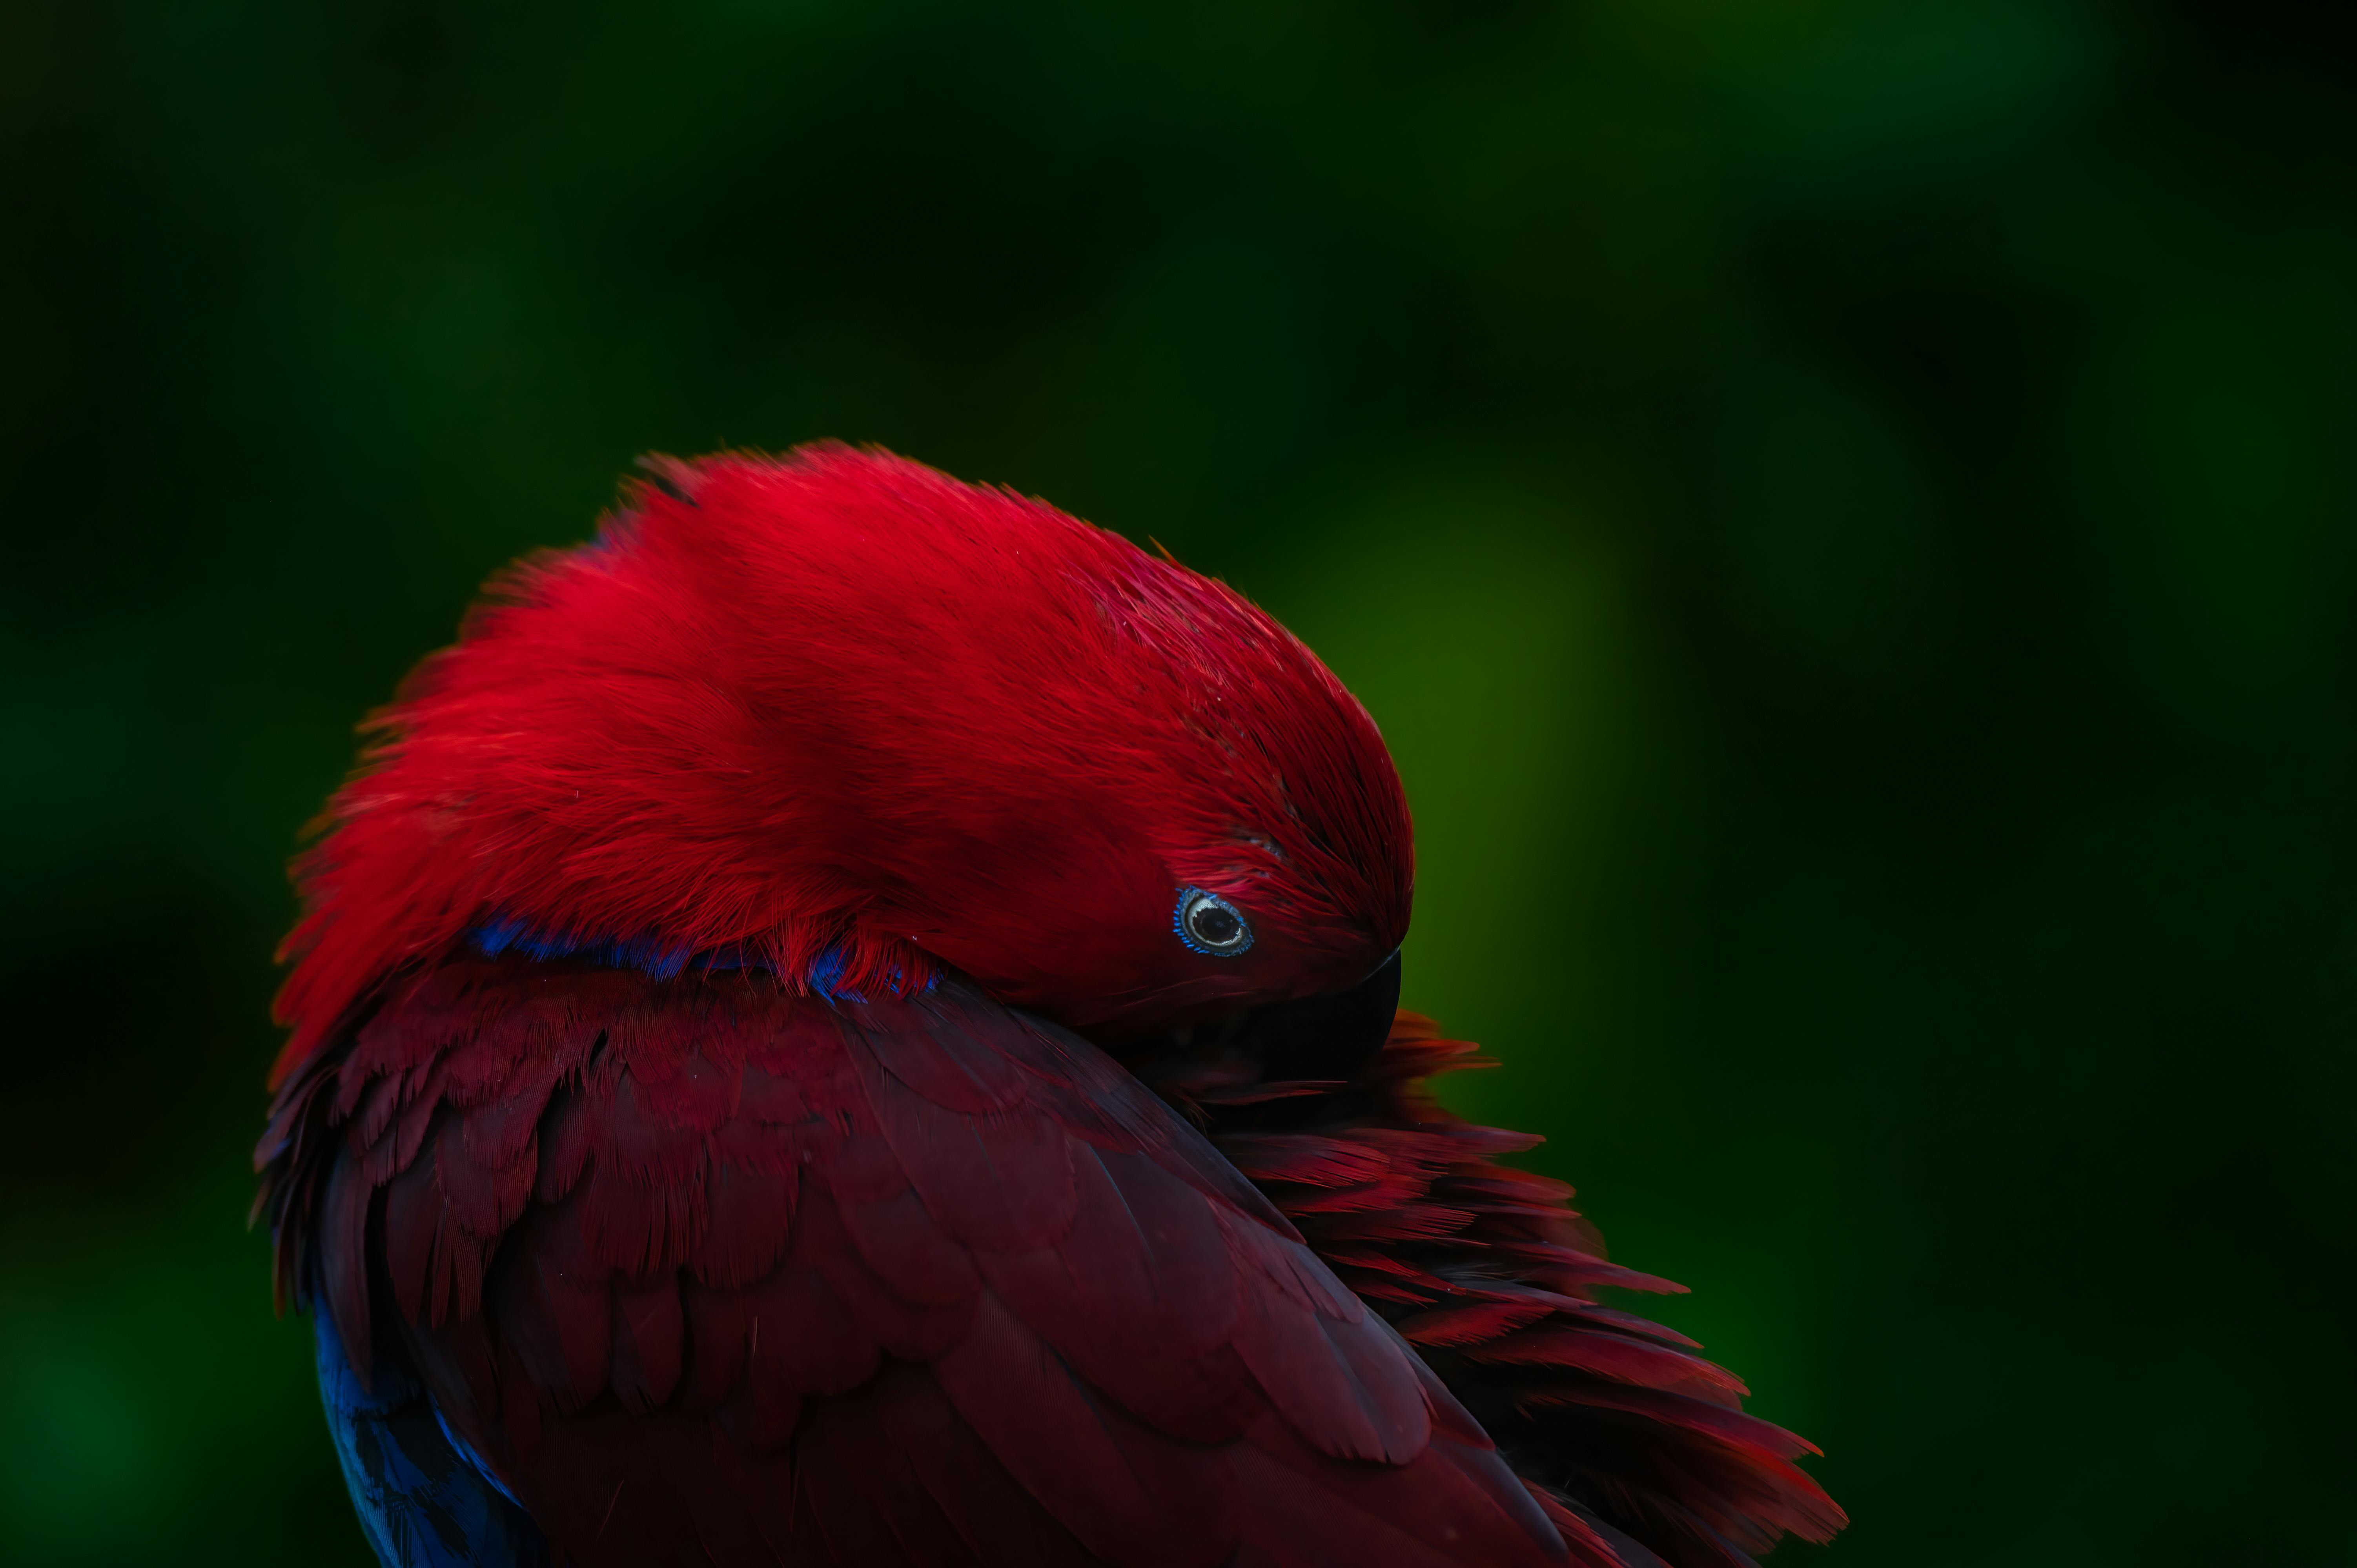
[1152,1016,1849,1568]
[258,444,1841,1568]
[259,959,1568,1567]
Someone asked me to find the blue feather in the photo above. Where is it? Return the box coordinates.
[312,1310,545,1568]
[466,914,938,999]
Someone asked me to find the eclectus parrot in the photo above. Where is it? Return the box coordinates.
[256,446,1844,1568]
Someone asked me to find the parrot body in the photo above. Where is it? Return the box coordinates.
[257,447,1843,1567]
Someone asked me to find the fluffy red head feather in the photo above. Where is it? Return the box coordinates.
[271,445,1412,1084]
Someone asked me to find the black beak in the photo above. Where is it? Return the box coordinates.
[1100,951,1404,1125]
[1208,949,1403,1087]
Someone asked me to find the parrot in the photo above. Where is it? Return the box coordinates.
[254,445,1845,1568]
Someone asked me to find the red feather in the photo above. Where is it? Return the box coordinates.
[1170,1013,1850,1565]
[261,958,1568,1567]
[270,445,1413,1083]
[256,444,1842,1567]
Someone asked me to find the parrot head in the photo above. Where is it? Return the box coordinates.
[272,444,1411,1084]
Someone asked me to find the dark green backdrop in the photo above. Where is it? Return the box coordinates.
[4,2,2351,1563]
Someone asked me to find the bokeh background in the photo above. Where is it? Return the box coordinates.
[5,1,2353,1563]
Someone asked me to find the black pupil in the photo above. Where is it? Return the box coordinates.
[1190,901,1242,947]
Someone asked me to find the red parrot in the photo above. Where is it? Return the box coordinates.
[255,446,1845,1568]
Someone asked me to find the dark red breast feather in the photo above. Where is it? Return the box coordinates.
[1162,1016,1851,1568]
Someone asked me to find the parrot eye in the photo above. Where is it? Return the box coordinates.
[1175,888,1253,957]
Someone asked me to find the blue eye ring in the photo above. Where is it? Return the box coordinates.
[1175,887,1253,957]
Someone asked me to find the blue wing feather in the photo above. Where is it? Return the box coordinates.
[313,1309,546,1568]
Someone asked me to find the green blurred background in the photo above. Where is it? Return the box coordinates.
[5,0,2352,1563]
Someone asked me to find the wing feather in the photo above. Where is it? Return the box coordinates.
[259,960,1567,1567]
